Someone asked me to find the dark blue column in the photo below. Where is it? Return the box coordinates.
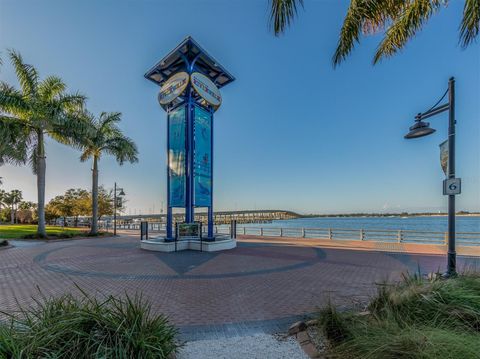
[166,112,173,240]
[166,206,173,240]
[208,207,213,238]
[208,110,214,238]
[185,98,194,223]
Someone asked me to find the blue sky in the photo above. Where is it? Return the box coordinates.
[0,0,478,214]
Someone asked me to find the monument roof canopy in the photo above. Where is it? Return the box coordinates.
[144,36,235,89]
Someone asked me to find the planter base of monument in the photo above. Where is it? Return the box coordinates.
[140,236,236,253]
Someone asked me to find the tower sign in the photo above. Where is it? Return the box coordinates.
[144,37,235,241]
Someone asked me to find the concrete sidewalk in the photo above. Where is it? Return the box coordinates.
[238,235,480,257]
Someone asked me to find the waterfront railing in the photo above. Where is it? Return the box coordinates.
[237,226,480,246]
[107,222,480,246]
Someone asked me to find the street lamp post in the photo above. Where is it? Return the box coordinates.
[404,77,458,277]
[113,182,125,236]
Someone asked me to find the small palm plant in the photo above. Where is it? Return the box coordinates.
[80,112,138,235]
[0,50,87,237]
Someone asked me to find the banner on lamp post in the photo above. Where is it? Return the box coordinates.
[439,140,448,176]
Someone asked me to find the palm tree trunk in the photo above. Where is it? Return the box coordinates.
[37,131,47,238]
[10,205,14,224]
[90,156,99,235]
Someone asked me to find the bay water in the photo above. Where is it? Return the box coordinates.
[241,216,480,233]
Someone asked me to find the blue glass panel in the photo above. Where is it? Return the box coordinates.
[168,106,186,207]
[194,106,212,207]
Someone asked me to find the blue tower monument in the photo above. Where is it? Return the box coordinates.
[144,37,235,249]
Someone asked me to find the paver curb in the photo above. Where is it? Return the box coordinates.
[0,244,12,250]
[291,320,324,358]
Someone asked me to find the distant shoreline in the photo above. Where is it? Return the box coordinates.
[299,213,480,218]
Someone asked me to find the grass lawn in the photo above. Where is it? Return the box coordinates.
[0,225,86,239]
[317,272,480,358]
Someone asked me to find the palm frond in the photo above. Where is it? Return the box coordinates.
[8,49,39,97]
[333,0,408,66]
[38,76,66,102]
[460,0,480,47]
[99,112,122,130]
[80,147,95,162]
[78,111,138,166]
[373,0,442,63]
[28,143,39,175]
[0,82,30,117]
[51,92,86,113]
[269,0,304,35]
[333,0,366,67]
[361,0,405,35]
[78,111,98,147]
[48,110,91,149]
[0,115,30,166]
[103,136,139,165]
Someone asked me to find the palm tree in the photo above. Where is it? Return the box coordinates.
[0,189,6,213]
[269,0,480,65]
[3,190,22,224]
[0,178,3,212]
[0,50,86,237]
[80,112,138,235]
[3,193,14,224]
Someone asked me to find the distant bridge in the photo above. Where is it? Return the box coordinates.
[109,210,301,225]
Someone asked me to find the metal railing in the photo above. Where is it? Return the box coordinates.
[237,226,480,246]
[110,222,232,235]
[101,221,480,246]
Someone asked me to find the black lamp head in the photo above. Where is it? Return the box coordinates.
[404,116,436,139]
[118,190,126,196]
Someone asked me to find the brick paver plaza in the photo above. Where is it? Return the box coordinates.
[1,234,479,339]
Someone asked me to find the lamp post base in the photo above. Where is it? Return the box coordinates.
[441,270,458,279]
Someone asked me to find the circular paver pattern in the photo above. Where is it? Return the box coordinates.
[33,242,327,280]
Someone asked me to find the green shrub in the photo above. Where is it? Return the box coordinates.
[317,273,480,359]
[317,303,352,344]
[0,324,23,358]
[86,231,108,237]
[329,324,480,359]
[368,272,480,331]
[22,232,76,239]
[0,290,178,358]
